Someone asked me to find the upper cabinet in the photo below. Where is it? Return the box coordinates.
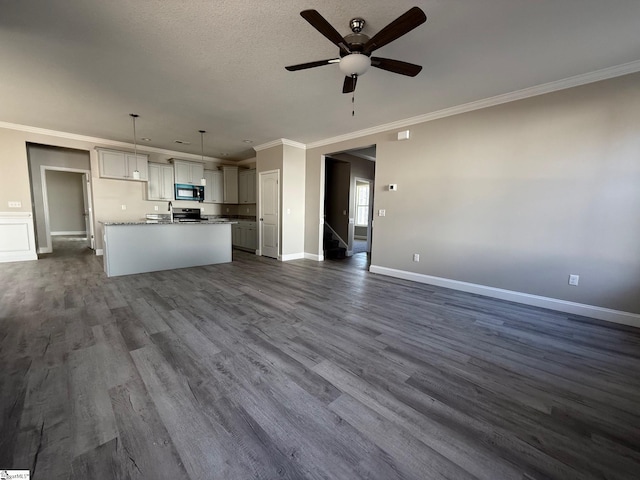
[223,166,239,204]
[98,148,148,181]
[147,163,174,201]
[173,160,205,185]
[203,169,224,204]
[238,169,256,204]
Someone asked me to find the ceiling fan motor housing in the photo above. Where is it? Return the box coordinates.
[342,33,370,55]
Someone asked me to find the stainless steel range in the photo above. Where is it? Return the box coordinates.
[172,208,203,222]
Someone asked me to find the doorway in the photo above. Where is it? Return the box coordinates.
[27,143,94,256]
[322,146,376,267]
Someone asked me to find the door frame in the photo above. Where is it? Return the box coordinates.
[258,169,280,259]
[40,166,95,253]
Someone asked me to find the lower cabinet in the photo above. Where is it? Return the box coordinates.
[232,221,257,252]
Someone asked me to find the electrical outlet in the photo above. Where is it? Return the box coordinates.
[568,274,579,286]
[121,204,127,210]
[378,209,386,217]
[413,253,420,262]
[8,201,22,208]
[247,208,250,213]
[154,205,159,211]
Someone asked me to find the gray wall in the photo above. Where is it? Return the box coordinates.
[306,72,640,314]
[46,170,86,233]
[28,144,90,249]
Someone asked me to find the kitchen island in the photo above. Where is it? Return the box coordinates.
[101,220,235,277]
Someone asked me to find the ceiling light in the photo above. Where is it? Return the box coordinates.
[339,53,371,76]
[242,140,253,144]
[141,137,151,142]
[220,153,230,157]
[174,140,191,145]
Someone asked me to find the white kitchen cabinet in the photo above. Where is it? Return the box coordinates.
[173,160,205,185]
[232,220,257,252]
[147,163,174,201]
[238,169,256,204]
[203,169,223,204]
[223,166,239,204]
[98,148,148,181]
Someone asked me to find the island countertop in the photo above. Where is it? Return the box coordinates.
[100,220,238,226]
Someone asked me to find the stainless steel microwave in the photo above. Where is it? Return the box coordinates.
[175,183,204,202]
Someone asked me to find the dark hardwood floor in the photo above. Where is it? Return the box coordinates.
[1,238,640,479]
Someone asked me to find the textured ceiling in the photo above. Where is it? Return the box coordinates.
[1,1,640,160]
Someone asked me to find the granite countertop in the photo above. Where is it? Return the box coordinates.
[100,220,238,226]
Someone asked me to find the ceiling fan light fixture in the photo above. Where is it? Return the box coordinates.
[339,53,371,76]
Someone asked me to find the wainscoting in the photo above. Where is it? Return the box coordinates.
[0,212,37,263]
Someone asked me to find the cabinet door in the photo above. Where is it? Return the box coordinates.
[232,224,241,246]
[125,153,148,181]
[238,170,249,204]
[203,170,214,203]
[211,170,224,203]
[247,170,256,204]
[223,166,239,204]
[246,227,257,250]
[192,163,204,185]
[148,164,161,200]
[99,150,128,178]
[175,162,192,184]
[148,164,173,200]
[160,165,174,200]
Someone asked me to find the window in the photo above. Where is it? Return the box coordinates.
[355,182,370,226]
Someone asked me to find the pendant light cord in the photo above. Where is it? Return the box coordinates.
[130,113,139,174]
[199,130,205,162]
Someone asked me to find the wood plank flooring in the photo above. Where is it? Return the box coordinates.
[1,237,640,479]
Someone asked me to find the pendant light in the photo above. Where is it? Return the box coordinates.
[130,113,141,180]
[199,129,207,186]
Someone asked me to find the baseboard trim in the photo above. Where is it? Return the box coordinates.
[95,249,104,256]
[281,252,305,261]
[0,252,38,262]
[304,252,324,261]
[51,231,87,236]
[369,265,640,328]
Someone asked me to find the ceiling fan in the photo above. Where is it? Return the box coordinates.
[285,7,427,94]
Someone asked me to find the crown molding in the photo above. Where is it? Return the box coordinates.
[0,121,224,162]
[307,60,640,150]
[253,138,307,152]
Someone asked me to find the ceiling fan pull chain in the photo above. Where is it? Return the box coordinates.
[352,74,356,116]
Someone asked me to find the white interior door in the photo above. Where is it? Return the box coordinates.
[259,170,279,259]
[82,173,95,250]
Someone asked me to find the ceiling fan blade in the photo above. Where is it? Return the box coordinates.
[342,76,357,94]
[300,10,350,53]
[285,58,339,71]
[363,7,427,54]
[371,57,423,77]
